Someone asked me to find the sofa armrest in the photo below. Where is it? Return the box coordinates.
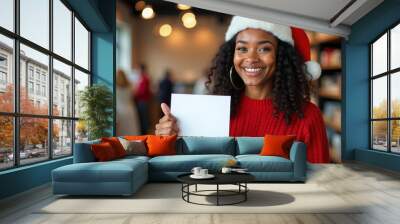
[73,140,100,163]
[289,141,307,181]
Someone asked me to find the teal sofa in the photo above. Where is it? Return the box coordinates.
[52,137,306,196]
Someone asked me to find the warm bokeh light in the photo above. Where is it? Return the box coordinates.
[135,1,146,11]
[182,12,195,21]
[159,24,172,37]
[182,12,197,29]
[177,4,191,10]
[142,6,155,19]
[183,19,197,29]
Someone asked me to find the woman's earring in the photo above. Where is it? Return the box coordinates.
[229,67,244,90]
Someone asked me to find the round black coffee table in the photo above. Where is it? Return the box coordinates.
[177,173,255,206]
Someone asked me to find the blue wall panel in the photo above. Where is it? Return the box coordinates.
[91,0,116,135]
[355,149,400,172]
[92,33,114,86]
[343,44,369,159]
[0,158,72,199]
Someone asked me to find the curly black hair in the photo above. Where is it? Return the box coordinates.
[206,35,311,124]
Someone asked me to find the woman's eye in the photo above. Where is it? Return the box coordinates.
[259,47,271,52]
[236,47,247,52]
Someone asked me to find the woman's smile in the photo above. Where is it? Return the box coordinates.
[241,66,269,77]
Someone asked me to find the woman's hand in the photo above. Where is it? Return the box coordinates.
[155,103,179,136]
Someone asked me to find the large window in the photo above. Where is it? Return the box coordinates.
[370,22,400,154]
[0,0,91,171]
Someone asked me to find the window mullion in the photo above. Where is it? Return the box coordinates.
[71,10,76,154]
[88,31,91,74]
[49,0,53,160]
[370,45,373,149]
[13,0,20,167]
[388,29,391,152]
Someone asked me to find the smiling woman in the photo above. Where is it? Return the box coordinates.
[233,29,278,99]
[155,16,329,163]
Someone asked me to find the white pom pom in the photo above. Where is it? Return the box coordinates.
[305,61,321,80]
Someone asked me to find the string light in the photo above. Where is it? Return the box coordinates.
[142,6,155,19]
[159,24,172,37]
[177,4,191,10]
[182,12,197,29]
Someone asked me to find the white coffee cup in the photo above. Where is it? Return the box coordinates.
[221,167,232,174]
[200,169,208,176]
[191,167,202,176]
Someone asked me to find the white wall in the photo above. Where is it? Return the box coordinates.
[133,15,230,85]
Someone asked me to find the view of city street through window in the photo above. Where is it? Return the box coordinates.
[371,24,400,154]
[0,0,90,170]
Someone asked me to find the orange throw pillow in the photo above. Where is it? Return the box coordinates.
[146,135,177,157]
[124,135,148,141]
[101,137,126,158]
[260,134,296,159]
[91,142,117,161]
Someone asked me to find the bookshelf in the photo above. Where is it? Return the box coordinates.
[308,32,342,163]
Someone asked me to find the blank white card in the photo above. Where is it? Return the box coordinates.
[170,94,231,137]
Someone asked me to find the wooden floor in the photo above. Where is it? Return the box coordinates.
[1,162,400,224]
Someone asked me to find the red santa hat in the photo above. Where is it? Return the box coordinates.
[225,16,321,80]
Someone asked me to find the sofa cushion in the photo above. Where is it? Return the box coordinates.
[118,138,147,156]
[124,135,148,141]
[236,137,263,155]
[177,137,235,155]
[91,142,118,161]
[147,135,177,157]
[148,154,235,172]
[260,135,296,159]
[101,137,126,158]
[73,139,101,163]
[115,155,150,163]
[236,155,293,172]
[53,158,147,183]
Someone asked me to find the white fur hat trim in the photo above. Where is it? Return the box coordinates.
[225,16,294,45]
[305,61,321,80]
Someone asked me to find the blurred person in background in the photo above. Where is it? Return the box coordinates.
[134,63,152,134]
[116,69,140,136]
[158,69,174,107]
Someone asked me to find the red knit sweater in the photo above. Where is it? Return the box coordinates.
[230,95,330,163]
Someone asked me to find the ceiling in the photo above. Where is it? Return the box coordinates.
[162,0,384,37]
[127,0,230,18]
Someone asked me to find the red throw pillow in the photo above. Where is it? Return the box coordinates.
[91,142,117,161]
[260,134,296,159]
[101,137,126,158]
[124,135,148,141]
[146,135,177,157]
